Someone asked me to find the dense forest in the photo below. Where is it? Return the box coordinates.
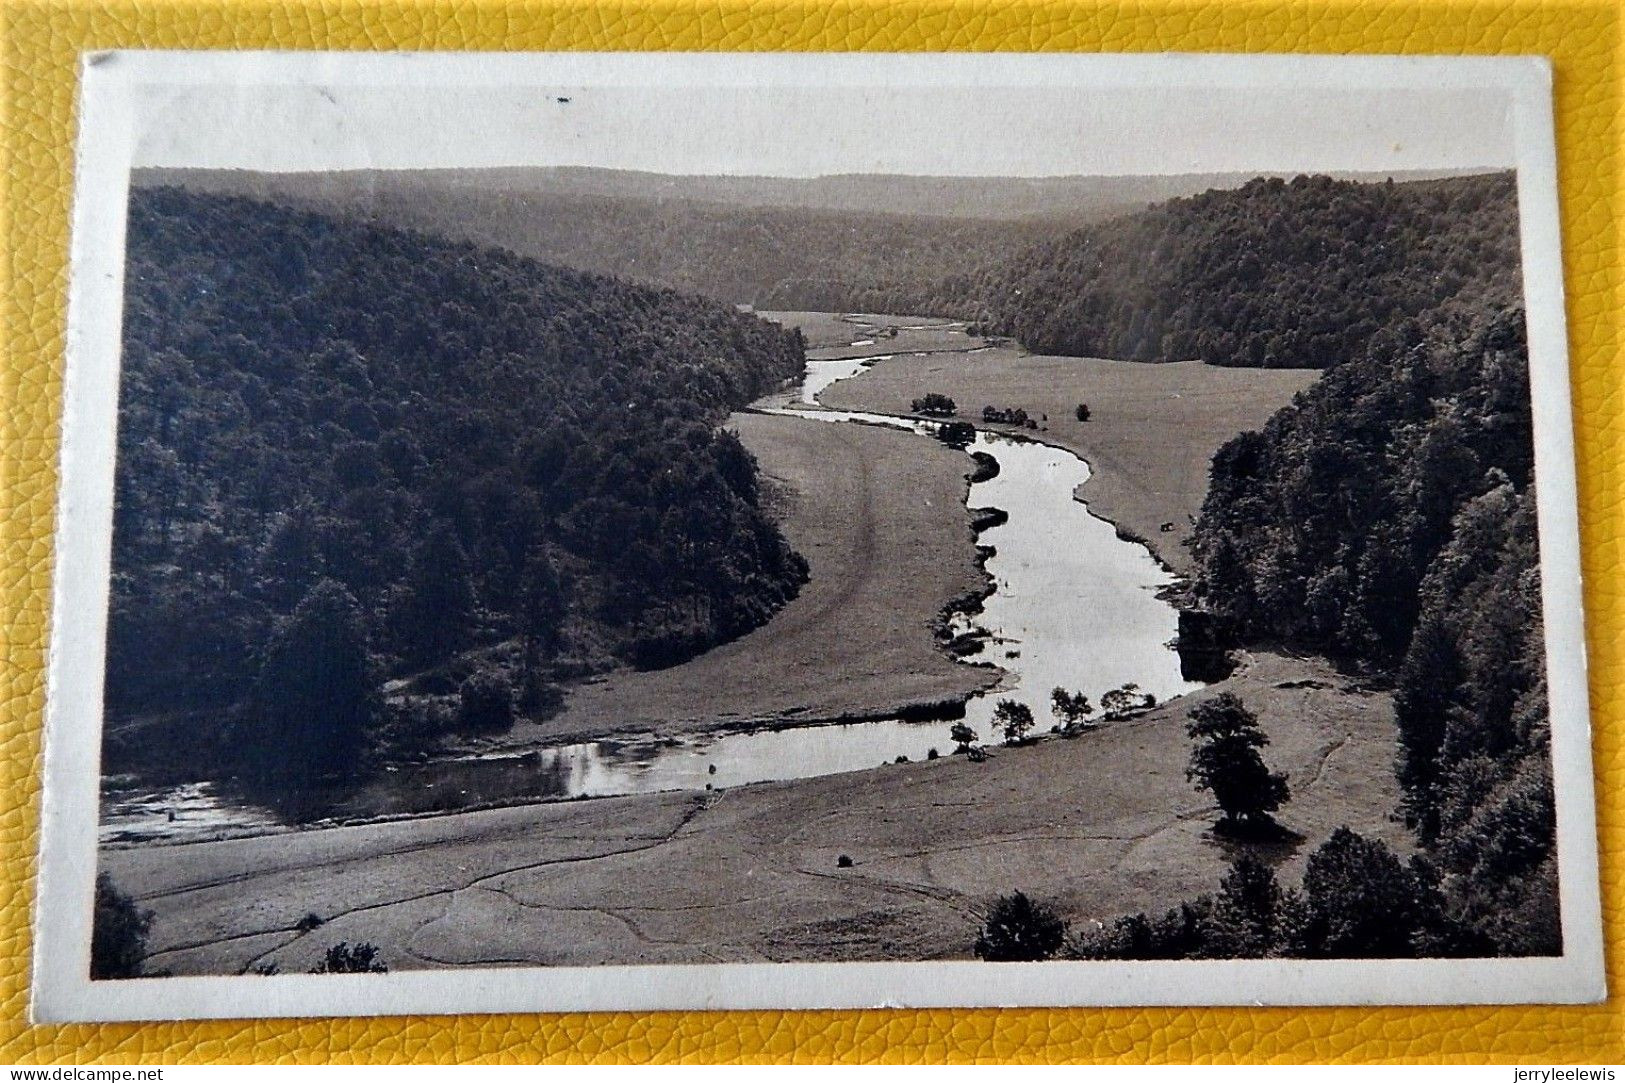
[281,187,1052,316]
[105,187,809,783]
[1188,304,1555,954]
[968,173,1521,368]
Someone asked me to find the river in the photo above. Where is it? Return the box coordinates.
[100,318,1202,845]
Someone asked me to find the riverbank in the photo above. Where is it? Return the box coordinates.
[107,648,1406,974]
[466,408,1001,750]
[819,347,1318,574]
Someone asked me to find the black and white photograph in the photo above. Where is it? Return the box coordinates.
[34,51,1601,1020]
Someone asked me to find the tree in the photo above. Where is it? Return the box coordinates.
[974,891,1067,961]
[1292,828,1424,958]
[244,579,376,787]
[1074,403,1091,422]
[1208,855,1287,957]
[1184,693,1290,829]
[949,721,977,754]
[1050,687,1092,729]
[390,522,477,670]
[993,699,1035,745]
[91,873,152,980]
[517,542,566,706]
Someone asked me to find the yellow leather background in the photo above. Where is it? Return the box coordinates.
[2,0,1620,1064]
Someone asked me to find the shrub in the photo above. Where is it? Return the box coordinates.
[981,405,1030,427]
[456,669,516,732]
[309,941,389,974]
[91,873,152,980]
[975,891,1067,961]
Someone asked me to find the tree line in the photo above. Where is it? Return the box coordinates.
[959,172,1552,960]
[106,187,810,787]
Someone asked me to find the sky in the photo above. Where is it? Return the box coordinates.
[124,53,1519,177]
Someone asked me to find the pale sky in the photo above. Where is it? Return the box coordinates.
[122,53,1519,177]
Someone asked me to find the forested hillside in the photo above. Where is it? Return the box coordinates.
[132,169,1098,315]
[106,187,809,780]
[1189,305,1555,953]
[973,173,1521,369]
[338,188,1045,315]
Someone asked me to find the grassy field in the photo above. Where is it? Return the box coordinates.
[820,348,1318,574]
[467,409,1000,749]
[108,649,1405,973]
[757,310,962,349]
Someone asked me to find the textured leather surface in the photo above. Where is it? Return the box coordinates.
[1,0,1620,1064]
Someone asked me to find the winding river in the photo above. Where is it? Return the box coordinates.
[101,321,1202,844]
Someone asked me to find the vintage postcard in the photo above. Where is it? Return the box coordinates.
[33,51,1602,1021]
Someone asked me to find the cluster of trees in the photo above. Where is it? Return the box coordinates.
[980,405,1039,429]
[934,421,976,450]
[1072,829,1494,960]
[947,681,1160,755]
[968,173,1521,368]
[910,393,957,417]
[106,187,810,786]
[1189,303,1554,953]
[977,829,1497,963]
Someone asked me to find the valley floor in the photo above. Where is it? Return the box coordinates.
[108,650,1407,975]
[101,319,1400,974]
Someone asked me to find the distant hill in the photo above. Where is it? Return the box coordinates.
[130,166,1476,315]
[970,171,1522,368]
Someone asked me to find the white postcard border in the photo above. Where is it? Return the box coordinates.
[32,50,1604,1022]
